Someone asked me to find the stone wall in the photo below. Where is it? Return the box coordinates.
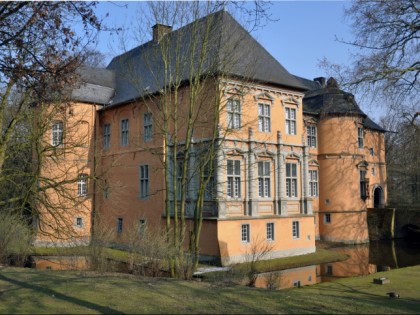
[367,208,420,240]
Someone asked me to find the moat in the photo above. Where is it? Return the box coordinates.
[254,239,420,289]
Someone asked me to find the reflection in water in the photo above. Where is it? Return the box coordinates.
[256,239,420,290]
[31,256,90,270]
[255,265,318,290]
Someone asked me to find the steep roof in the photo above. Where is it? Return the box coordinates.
[297,76,385,132]
[71,66,115,104]
[106,10,307,106]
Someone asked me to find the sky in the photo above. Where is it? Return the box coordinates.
[92,1,382,120]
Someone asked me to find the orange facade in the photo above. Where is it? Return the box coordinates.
[36,77,387,264]
[35,12,387,265]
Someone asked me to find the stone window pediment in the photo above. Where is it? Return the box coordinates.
[282,96,300,108]
[254,92,275,103]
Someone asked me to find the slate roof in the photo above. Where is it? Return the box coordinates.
[71,66,115,104]
[106,10,307,106]
[296,75,385,132]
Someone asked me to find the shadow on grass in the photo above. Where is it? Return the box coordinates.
[0,272,120,314]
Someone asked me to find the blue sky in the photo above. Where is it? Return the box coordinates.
[95,1,353,80]
[93,1,383,119]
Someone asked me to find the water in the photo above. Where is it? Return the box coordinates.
[255,239,420,290]
[29,239,420,289]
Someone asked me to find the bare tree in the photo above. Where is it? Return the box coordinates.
[320,0,419,117]
[0,2,106,243]
[107,1,273,278]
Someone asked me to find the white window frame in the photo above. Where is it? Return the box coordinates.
[307,125,317,148]
[309,170,318,197]
[77,174,88,197]
[241,224,250,243]
[258,103,271,132]
[139,219,146,235]
[292,220,300,239]
[286,163,298,197]
[103,123,111,149]
[52,121,63,146]
[139,165,149,198]
[266,222,274,241]
[371,167,375,176]
[358,127,364,149]
[258,161,271,198]
[227,159,241,198]
[286,107,297,135]
[121,119,129,146]
[144,113,153,141]
[227,99,241,129]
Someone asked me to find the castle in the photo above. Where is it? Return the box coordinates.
[35,11,387,265]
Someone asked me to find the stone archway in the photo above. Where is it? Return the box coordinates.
[373,186,384,208]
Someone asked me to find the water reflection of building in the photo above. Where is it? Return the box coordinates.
[318,244,377,282]
[32,256,89,270]
[255,265,318,290]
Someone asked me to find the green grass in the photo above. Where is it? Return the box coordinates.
[0,265,419,314]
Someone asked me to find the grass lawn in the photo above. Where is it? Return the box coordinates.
[0,265,419,314]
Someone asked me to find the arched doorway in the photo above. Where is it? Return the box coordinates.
[373,186,384,208]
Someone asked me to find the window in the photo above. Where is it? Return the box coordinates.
[139,219,146,235]
[258,161,271,197]
[144,113,153,141]
[292,221,300,239]
[77,174,88,197]
[266,222,274,241]
[227,99,241,129]
[358,127,364,149]
[326,265,333,275]
[293,280,301,288]
[241,224,250,243]
[258,103,271,132]
[371,167,375,176]
[103,123,111,149]
[324,213,331,224]
[227,160,241,198]
[204,165,215,200]
[76,217,83,227]
[309,170,318,197]
[121,119,129,146]
[360,170,367,200]
[369,148,374,156]
[52,121,63,146]
[139,165,149,198]
[176,160,183,200]
[117,218,123,234]
[286,163,298,197]
[103,180,109,199]
[307,126,317,148]
[285,108,297,135]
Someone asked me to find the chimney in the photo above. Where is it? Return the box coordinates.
[152,24,172,42]
[313,77,326,88]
